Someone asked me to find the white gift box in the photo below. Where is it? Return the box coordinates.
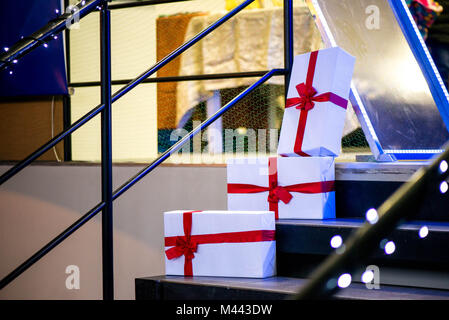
[164,210,276,278]
[278,47,355,157]
[227,157,335,219]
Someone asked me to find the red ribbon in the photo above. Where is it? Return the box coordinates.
[227,157,335,219]
[165,211,275,276]
[285,51,348,156]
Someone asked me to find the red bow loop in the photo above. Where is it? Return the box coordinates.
[165,236,198,261]
[285,83,319,111]
[267,182,293,205]
[267,190,279,204]
[296,83,318,111]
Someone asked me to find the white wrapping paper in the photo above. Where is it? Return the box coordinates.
[164,210,276,278]
[278,47,355,157]
[227,157,335,219]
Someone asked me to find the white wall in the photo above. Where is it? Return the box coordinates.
[0,164,227,299]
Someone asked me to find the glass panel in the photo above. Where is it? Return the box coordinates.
[159,76,285,164]
[70,84,157,162]
[311,0,449,152]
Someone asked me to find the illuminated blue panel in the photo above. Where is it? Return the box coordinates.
[307,0,449,161]
[0,0,68,97]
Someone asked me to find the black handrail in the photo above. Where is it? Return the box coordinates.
[69,71,273,87]
[99,3,114,300]
[0,0,259,187]
[112,69,284,200]
[293,144,449,299]
[0,0,295,299]
[0,68,282,292]
[108,0,190,10]
[4,0,442,302]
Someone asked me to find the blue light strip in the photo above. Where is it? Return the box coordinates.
[388,0,449,128]
[386,149,444,160]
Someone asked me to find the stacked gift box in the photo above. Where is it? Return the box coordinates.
[164,47,355,278]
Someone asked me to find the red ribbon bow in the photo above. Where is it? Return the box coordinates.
[165,236,198,261]
[227,157,335,219]
[165,211,276,276]
[284,51,348,157]
[267,181,293,205]
[165,210,200,276]
[286,83,316,111]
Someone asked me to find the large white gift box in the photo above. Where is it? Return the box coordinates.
[227,157,335,219]
[164,210,276,278]
[278,47,355,157]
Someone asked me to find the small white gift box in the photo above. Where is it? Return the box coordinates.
[227,157,335,219]
[164,210,276,278]
[278,47,355,157]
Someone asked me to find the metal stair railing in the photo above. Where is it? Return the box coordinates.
[0,0,293,300]
[1,0,446,302]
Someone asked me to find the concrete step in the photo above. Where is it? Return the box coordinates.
[335,162,449,222]
[135,275,449,300]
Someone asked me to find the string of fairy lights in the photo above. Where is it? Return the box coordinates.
[1,0,102,76]
[328,158,449,290]
[3,7,62,76]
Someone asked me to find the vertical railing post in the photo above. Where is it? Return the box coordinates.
[100,0,114,300]
[63,0,72,161]
[284,0,294,96]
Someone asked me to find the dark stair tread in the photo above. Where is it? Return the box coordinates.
[136,275,449,300]
[277,219,449,231]
[276,219,449,264]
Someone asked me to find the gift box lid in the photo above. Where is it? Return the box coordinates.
[164,210,276,238]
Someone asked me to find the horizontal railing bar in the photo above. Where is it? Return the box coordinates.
[112,69,280,200]
[0,69,277,291]
[69,71,284,87]
[0,202,106,290]
[0,0,101,70]
[0,0,256,187]
[292,144,449,299]
[108,0,190,10]
[110,0,256,102]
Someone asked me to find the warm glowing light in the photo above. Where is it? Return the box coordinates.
[392,59,429,94]
[43,43,49,48]
[330,235,343,249]
[3,47,9,52]
[337,273,352,288]
[236,127,247,135]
